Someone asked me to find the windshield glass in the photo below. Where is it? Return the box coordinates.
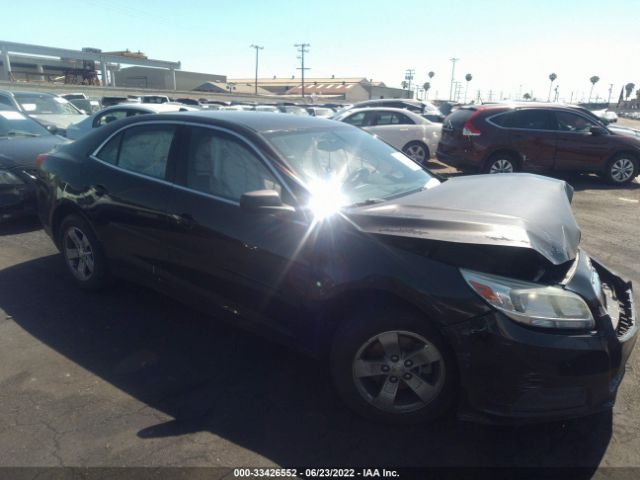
[264,126,438,208]
[0,110,50,137]
[15,94,81,115]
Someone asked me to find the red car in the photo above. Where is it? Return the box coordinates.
[437,103,640,184]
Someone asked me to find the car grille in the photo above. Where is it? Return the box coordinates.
[615,287,636,338]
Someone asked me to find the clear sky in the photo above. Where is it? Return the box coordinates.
[3,0,639,102]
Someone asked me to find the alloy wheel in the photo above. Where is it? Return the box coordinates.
[63,226,95,281]
[489,158,514,174]
[404,144,427,164]
[610,158,635,182]
[352,330,445,413]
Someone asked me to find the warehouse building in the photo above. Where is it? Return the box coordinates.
[227,77,410,102]
[114,66,226,91]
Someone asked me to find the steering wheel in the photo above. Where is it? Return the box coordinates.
[344,168,370,187]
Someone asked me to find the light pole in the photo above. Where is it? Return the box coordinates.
[250,44,263,96]
[449,58,459,101]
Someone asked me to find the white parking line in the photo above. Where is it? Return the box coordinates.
[618,197,639,203]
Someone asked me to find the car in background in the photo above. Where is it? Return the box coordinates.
[306,106,335,118]
[66,103,197,140]
[592,109,618,124]
[140,95,171,104]
[35,112,637,425]
[0,106,68,222]
[254,105,279,113]
[350,99,445,123]
[437,103,640,183]
[333,107,441,165]
[0,90,88,135]
[276,105,309,115]
[68,98,102,115]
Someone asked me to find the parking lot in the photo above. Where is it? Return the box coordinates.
[0,162,638,474]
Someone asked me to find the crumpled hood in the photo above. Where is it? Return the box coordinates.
[345,173,580,265]
[29,113,87,129]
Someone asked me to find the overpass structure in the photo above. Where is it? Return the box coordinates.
[0,40,181,89]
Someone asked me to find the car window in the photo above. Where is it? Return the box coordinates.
[14,94,81,115]
[185,127,281,201]
[0,96,14,107]
[95,132,122,165]
[371,111,413,126]
[94,109,129,127]
[555,111,598,133]
[343,112,366,126]
[117,125,176,179]
[507,110,554,130]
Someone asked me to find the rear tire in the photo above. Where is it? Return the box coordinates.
[402,141,430,166]
[58,215,111,291]
[484,152,518,174]
[330,306,455,424]
[605,154,638,184]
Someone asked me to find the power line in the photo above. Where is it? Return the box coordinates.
[294,43,310,98]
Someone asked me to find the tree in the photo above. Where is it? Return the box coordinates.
[625,83,636,100]
[423,82,431,99]
[428,71,435,80]
[548,73,557,101]
[401,81,408,89]
[523,92,532,101]
[464,73,472,103]
[588,76,600,102]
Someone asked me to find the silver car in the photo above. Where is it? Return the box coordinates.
[333,107,441,165]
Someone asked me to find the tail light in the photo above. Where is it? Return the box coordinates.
[462,111,482,136]
[35,153,48,169]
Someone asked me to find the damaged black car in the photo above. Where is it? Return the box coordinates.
[34,112,637,424]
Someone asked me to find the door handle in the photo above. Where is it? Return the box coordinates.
[172,213,195,229]
[93,184,107,197]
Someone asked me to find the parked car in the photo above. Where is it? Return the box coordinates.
[276,105,309,115]
[67,98,102,115]
[140,95,171,104]
[35,112,637,424]
[66,103,197,140]
[0,106,68,222]
[592,109,618,124]
[0,90,88,135]
[254,105,280,113]
[333,107,441,165]
[351,99,445,123]
[306,106,335,118]
[437,103,640,183]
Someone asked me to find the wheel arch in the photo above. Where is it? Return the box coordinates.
[51,202,96,248]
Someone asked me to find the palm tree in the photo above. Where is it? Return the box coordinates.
[548,73,557,101]
[423,82,431,99]
[588,76,600,102]
[464,73,473,103]
[625,83,636,100]
[523,92,532,101]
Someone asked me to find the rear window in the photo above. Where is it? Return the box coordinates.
[443,108,476,130]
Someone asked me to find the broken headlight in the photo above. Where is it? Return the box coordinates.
[461,269,595,330]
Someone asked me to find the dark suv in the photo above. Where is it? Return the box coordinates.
[437,103,640,184]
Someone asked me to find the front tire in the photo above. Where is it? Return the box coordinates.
[330,306,455,424]
[59,215,110,291]
[605,154,638,184]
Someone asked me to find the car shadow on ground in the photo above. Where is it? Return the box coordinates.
[0,255,612,472]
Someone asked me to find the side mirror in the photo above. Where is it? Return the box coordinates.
[45,125,59,135]
[240,190,295,213]
[590,126,607,136]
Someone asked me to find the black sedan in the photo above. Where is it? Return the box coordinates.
[34,112,637,424]
[0,107,69,222]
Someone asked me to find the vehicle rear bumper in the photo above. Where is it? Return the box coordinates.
[443,263,637,424]
[436,149,481,170]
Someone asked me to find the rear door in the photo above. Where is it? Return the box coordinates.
[553,111,610,172]
[505,109,557,171]
[364,110,416,149]
[87,122,179,279]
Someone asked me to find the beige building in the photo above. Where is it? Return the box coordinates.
[115,66,226,91]
[227,77,410,102]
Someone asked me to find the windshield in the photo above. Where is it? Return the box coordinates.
[14,94,82,115]
[0,110,51,138]
[264,126,438,208]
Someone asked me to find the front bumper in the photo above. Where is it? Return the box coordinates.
[443,253,637,424]
[0,183,36,223]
